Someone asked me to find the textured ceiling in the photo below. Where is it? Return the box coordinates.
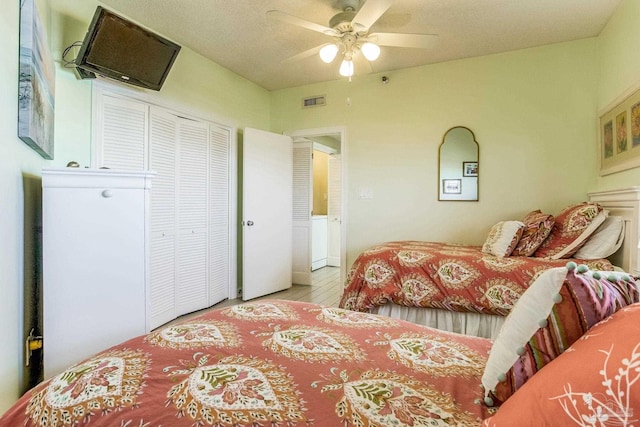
[56,0,621,91]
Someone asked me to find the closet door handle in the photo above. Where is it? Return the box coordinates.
[246,220,254,226]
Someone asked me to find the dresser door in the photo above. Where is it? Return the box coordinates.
[43,170,150,378]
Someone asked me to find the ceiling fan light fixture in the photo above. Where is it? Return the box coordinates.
[339,58,354,77]
[361,42,380,61]
[319,44,339,63]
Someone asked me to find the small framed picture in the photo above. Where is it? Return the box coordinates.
[442,179,461,194]
[463,161,478,177]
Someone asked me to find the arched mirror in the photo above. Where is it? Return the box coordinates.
[438,126,479,201]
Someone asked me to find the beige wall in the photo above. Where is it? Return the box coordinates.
[271,39,600,266]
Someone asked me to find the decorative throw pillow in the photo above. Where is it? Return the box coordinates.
[534,202,607,259]
[481,264,638,407]
[482,221,525,257]
[482,303,640,427]
[573,215,625,260]
[510,210,555,256]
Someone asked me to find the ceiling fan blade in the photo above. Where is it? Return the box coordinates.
[267,10,338,36]
[368,32,439,49]
[352,0,394,31]
[281,44,324,64]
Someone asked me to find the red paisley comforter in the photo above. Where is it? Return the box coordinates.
[339,241,613,315]
[0,300,494,426]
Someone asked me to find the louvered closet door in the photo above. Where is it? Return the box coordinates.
[177,119,210,315]
[95,90,234,328]
[149,108,178,329]
[292,141,313,285]
[96,94,147,170]
[209,125,231,305]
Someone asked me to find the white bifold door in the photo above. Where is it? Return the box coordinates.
[149,109,232,326]
[94,90,233,329]
[292,141,313,285]
[242,128,293,300]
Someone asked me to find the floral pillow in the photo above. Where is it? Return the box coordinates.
[481,264,639,407]
[510,210,555,256]
[533,202,607,259]
[482,303,640,427]
[482,221,525,257]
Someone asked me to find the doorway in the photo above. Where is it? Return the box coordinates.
[289,127,346,289]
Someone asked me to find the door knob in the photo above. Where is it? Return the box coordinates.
[246,220,254,226]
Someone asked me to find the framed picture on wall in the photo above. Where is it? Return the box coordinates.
[616,111,628,154]
[442,179,461,194]
[463,161,478,177]
[18,0,55,159]
[632,100,640,148]
[599,85,640,175]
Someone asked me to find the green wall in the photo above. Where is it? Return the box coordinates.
[49,0,272,169]
[3,0,640,414]
[0,0,271,412]
[593,0,640,191]
[271,39,600,266]
[0,0,53,411]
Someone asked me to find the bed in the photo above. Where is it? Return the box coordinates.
[339,188,640,338]
[1,265,637,426]
[340,241,613,337]
[2,299,494,426]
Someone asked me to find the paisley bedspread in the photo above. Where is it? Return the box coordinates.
[339,241,613,315]
[0,300,495,426]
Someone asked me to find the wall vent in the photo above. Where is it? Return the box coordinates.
[302,95,326,108]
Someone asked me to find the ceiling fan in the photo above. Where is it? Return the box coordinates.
[267,0,438,78]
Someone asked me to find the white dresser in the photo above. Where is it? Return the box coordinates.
[42,168,154,378]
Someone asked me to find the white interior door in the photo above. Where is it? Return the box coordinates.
[292,141,313,285]
[243,128,293,300]
[327,154,342,266]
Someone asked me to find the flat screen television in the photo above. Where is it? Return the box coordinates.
[75,7,181,91]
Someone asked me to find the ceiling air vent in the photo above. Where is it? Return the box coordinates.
[302,95,326,108]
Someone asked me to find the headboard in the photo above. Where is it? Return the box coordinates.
[588,187,640,275]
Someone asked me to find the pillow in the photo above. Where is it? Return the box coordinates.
[573,215,625,260]
[534,202,607,259]
[510,210,555,256]
[482,221,525,257]
[481,263,639,406]
[482,303,640,427]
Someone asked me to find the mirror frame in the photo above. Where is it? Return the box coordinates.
[437,126,479,201]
